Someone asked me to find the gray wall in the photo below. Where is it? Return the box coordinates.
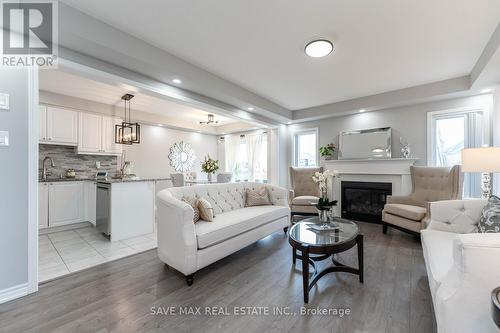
[0,69,29,290]
[289,94,492,168]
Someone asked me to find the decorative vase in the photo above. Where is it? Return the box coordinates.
[318,209,329,222]
[207,172,213,182]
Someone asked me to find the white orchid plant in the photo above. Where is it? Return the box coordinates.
[312,169,339,210]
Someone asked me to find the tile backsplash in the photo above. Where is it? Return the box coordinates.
[39,144,118,179]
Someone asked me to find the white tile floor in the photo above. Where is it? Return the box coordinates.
[39,226,157,282]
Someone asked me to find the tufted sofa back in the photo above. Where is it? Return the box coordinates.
[410,165,463,206]
[290,167,323,198]
[162,182,287,215]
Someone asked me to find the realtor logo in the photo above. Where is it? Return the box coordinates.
[1,0,58,67]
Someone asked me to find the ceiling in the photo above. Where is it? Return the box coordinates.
[39,69,238,126]
[61,0,500,111]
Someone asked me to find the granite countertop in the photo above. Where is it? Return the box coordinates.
[97,177,172,184]
[39,177,172,183]
[39,177,95,183]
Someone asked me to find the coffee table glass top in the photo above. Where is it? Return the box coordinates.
[289,216,359,247]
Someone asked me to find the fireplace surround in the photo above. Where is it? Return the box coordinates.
[341,181,392,223]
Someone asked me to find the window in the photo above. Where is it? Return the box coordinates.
[293,129,318,167]
[224,132,268,182]
[428,106,490,197]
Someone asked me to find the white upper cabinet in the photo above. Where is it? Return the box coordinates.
[78,112,122,155]
[42,106,78,145]
[78,113,102,153]
[39,105,47,141]
[101,116,122,155]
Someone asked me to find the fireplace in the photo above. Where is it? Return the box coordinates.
[341,181,392,223]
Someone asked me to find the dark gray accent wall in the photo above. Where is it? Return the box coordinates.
[39,145,118,179]
[0,69,29,290]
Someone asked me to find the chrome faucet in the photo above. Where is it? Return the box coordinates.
[42,157,55,181]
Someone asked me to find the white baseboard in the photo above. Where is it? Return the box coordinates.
[0,283,29,304]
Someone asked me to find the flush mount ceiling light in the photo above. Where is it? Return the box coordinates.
[115,93,140,145]
[198,114,220,126]
[305,39,333,58]
[172,78,182,84]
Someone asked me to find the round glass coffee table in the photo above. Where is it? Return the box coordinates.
[288,216,364,303]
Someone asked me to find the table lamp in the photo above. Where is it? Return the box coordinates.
[461,147,500,198]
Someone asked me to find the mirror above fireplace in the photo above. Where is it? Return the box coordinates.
[339,127,392,160]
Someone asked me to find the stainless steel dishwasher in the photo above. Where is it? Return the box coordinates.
[96,182,111,236]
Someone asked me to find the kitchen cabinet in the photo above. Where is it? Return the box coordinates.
[48,182,85,227]
[78,113,101,153]
[84,181,97,224]
[39,105,78,145]
[101,116,123,155]
[39,105,47,141]
[38,183,49,229]
[78,112,122,155]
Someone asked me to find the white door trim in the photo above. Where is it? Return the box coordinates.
[28,67,39,293]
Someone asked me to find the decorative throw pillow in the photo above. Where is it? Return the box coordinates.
[479,195,500,233]
[245,187,271,207]
[197,198,215,222]
[182,196,200,223]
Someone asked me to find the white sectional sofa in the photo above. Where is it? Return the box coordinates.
[156,182,290,285]
[421,199,500,333]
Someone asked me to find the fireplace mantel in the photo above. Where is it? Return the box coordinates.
[322,158,419,175]
[322,158,419,216]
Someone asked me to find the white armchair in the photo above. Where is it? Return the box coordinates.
[421,199,500,333]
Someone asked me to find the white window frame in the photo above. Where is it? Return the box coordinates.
[427,105,491,197]
[292,128,319,167]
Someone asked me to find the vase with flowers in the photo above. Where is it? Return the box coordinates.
[312,170,339,224]
[201,155,219,182]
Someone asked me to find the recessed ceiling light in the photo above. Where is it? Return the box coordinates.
[305,39,333,58]
[359,109,366,113]
[247,107,254,111]
[197,131,201,133]
[481,88,492,94]
[287,121,292,124]
[172,78,182,84]
[157,124,163,127]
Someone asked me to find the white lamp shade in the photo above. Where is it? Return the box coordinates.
[461,147,500,172]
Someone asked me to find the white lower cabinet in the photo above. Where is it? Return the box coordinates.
[85,181,97,224]
[48,182,85,227]
[38,183,49,229]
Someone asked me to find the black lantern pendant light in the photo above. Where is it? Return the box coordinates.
[115,93,140,145]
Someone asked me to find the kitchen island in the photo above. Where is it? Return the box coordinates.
[96,178,169,241]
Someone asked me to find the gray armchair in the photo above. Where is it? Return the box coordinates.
[382,165,463,235]
[289,167,323,220]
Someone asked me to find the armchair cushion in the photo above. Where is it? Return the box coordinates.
[384,203,427,221]
[291,195,319,206]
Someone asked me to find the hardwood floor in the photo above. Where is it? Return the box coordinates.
[0,222,436,333]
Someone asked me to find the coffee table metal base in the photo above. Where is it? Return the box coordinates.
[292,234,364,303]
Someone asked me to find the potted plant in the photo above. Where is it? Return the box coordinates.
[201,155,219,182]
[312,170,339,223]
[319,143,336,160]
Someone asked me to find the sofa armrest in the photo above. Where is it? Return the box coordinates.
[426,199,487,233]
[265,184,289,207]
[434,233,500,332]
[386,195,425,207]
[156,190,198,275]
